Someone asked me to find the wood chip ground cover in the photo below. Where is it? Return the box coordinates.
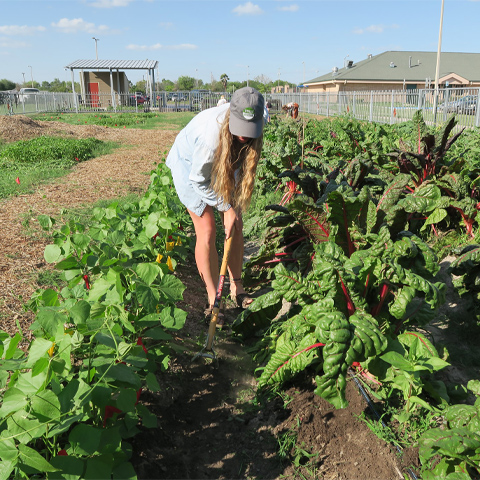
[0,115,418,479]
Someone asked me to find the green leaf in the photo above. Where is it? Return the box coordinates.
[136,284,160,312]
[159,306,187,331]
[88,278,113,302]
[136,404,158,429]
[69,424,102,455]
[0,387,28,417]
[69,300,91,325]
[31,389,61,422]
[18,444,59,472]
[72,233,90,250]
[112,461,137,480]
[49,455,85,480]
[45,244,62,263]
[84,455,112,480]
[158,274,185,303]
[116,388,137,413]
[7,409,47,443]
[380,351,413,371]
[26,338,54,368]
[145,372,161,391]
[4,332,21,359]
[0,437,17,461]
[135,263,161,286]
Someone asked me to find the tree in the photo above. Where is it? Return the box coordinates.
[177,76,196,91]
[0,79,16,91]
[220,73,229,92]
[254,74,272,94]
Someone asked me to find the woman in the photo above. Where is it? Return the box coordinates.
[166,87,265,318]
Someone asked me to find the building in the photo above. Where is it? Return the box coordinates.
[65,59,158,110]
[304,51,480,94]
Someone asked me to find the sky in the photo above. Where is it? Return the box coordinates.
[1,0,479,88]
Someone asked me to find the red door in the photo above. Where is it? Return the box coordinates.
[87,83,99,107]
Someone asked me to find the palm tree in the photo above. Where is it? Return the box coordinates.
[220,73,229,92]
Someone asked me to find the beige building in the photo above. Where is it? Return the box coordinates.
[304,51,480,95]
[80,71,129,107]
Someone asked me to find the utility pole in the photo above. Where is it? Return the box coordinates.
[28,65,33,87]
[22,72,25,85]
[92,37,99,60]
[247,65,249,87]
[433,0,445,124]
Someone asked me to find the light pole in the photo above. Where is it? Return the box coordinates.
[92,37,99,60]
[433,0,445,123]
[277,68,280,91]
[247,65,249,87]
[195,69,198,88]
[28,65,34,87]
[302,61,305,92]
[22,72,25,85]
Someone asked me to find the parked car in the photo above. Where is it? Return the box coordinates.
[129,93,146,106]
[18,87,40,103]
[438,95,477,114]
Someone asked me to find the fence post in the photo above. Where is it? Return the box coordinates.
[326,92,330,117]
[390,91,394,124]
[369,91,373,122]
[475,88,480,128]
[353,92,356,116]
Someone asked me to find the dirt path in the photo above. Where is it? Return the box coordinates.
[0,116,415,479]
[0,116,177,339]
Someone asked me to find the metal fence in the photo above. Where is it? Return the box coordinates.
[271,87,480,131]
[1,87,479,131]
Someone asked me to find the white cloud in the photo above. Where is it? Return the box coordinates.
[0,38,30,48]
[0,25,46,35]
[87,0,133,7]
[159,22,174,29]
[278,4,299,12]
[232,2,263,16]
[126,43,197,51]
[353,24,399,34]
[51,18,111,34]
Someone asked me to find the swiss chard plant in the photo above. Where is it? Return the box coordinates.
[237,181,445,408]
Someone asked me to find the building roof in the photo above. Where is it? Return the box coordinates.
[65,59,158,70]
[305,51,480,85]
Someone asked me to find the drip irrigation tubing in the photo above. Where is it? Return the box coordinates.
[348,369,419,480]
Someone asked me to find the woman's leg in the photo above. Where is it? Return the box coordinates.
[188,206,218,307]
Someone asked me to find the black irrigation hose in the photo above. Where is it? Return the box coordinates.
[348,369,419,480]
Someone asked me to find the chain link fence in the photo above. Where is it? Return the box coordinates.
[1,88,479,131]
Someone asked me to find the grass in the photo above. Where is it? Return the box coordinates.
[30,111,195,130]
[0,136,117,199]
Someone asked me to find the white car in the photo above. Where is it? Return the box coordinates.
[18,87,40,103]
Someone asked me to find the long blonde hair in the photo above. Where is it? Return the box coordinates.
[210,110,263,213]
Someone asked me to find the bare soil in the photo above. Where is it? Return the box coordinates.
[1,115,419,479]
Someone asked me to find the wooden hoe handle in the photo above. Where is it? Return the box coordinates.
[206,229,235,350]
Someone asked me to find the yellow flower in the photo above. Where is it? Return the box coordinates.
[48,343,55,357]
[175,236,182,246]
[166,241,174,252]
[156,253,163,263]
[167,256,174,272]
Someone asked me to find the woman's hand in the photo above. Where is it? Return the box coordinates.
[223,207,242,239]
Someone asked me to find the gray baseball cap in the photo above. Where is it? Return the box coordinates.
[229,87,265,139]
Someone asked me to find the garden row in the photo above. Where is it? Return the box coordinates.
[0,111,479,479]
[235,112,480,479]
[0,161,191,479]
